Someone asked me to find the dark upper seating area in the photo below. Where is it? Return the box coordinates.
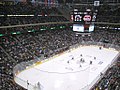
[96,5,120,23]
[0,2,61,15]
[0,16,68,26]
[0,2,68,26]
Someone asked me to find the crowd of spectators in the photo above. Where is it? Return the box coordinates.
[0,24,120,90]
[0,46,25,90]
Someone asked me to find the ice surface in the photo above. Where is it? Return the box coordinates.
[15,46,119,90]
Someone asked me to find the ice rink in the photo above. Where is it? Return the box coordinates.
[14,46,119,90]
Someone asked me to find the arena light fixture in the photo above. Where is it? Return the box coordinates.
[28,30,32,32]
[11,32,16,35]
[40,28,46,30]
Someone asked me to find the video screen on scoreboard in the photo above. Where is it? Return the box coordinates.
[89,24,95,32]
[73,24,84,32]
[73,24,95,32]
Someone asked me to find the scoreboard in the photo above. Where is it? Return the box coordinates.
[71,9,97,33]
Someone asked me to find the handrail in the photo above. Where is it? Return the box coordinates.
[1,21,120,29]
[0,21,71,29]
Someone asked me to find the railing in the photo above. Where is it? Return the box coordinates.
[0,21,71,29]
[0,21,120,29]
[13,41,120,90]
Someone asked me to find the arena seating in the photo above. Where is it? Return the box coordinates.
[0,16,68,26]
[0,2,68,26]
[0,2,61,15]
[97,5,120,23]
[0,47,25,90]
